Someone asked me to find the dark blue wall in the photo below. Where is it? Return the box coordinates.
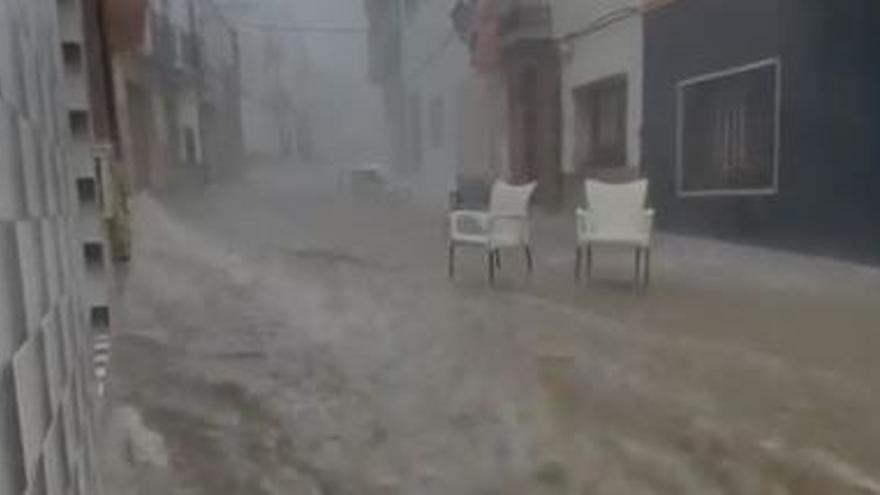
[643,0,880,261]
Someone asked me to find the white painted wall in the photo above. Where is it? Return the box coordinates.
[399,0,504,206]
[399,0,473,205]
[554,0,643,174]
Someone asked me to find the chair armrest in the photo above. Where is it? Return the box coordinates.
[449,210,488,237]
[487,212,527,228]
[576,208,593,238]
[642,209,655,234]
[486,213,531,245]
[576,208,654,241]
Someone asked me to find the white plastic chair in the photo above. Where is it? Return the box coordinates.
[449,181,538,284]
[575,179,655,286]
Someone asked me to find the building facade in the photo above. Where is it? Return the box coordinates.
[642,0,880,260]
[499,0,562,206]
[399,0,475,206]
[235,28,314,164]
[1,0,114,492]
[365,0,406,174]
[366,0,562,208]
[195,0,244,180]
[110,0,243,191]
[555,0,643,195]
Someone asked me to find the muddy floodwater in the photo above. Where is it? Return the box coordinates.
[102,166,880,494]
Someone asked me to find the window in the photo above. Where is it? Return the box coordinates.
[67,110,89,139]
[678,59,780,196]
[61,42,82,73]
[83,242,104,269]
[429,96,445,148]
[573,75,627,170]
[90,306,110,329]
[75,177,97,206]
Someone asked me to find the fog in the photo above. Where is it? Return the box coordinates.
[9,0,878,493]
[220,0,389,167]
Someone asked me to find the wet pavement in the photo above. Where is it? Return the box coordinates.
[102,164,880,494]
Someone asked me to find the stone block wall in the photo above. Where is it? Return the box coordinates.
[1,0,105,493]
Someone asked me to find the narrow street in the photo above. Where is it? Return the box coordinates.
[104,164,880,494]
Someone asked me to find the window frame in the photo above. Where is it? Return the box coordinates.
[676,58,782,198]
[573,74,628,170]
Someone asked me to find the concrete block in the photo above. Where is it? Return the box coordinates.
[16,220,48,335]
[40,69,54,138]
[84,269,109,309]
[43,146,58,215]
[33,138,49,218]
[30,54,46,132]
[52,151,64,217]
[74,455,87,495]
[0,22,24,109]
[43,417,65,495]
[0,222,26,363]
[24,458,46,495]
[68,293,86,361]
[12,333,51,483]
[72,369,87,445]
[57,219,74,294]
[0,363,27,495]
[56,149,72,214]
[50,220,66,293]
[68,141,92,178]
[60,388,77,483]
[0,99,25,219]
[18,36,35,121]
[57,0,83,43]
[53,303,70,388]
[58,297,74,380]
[41,220,61,303]
[20,119,45,216]
[77,212,102,241]
[41,312,63,410]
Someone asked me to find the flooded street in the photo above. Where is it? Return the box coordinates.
[4,0,879,492]
[101,164,880,494]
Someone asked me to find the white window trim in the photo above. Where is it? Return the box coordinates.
[675,57,782,198]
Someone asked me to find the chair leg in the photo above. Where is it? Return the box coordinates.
[634,247,642,288]
[525,246,534,274]
[644,247,652,287]
[574,246,582,281]
[495,249,502,270]
[586,245,593,280]
[448,242,456,279]
[487,250,495,285]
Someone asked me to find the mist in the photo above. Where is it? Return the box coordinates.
[4,0,880,493]
[221,0,390,167]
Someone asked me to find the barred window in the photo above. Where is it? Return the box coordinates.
[678,60,779,195]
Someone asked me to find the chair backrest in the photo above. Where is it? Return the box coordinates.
[585,179,648,235]
[489,181,537,217]
[487,181,537,245]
